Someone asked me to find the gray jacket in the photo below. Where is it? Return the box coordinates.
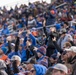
[57,34,73,49]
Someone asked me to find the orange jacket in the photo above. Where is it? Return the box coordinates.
[0,54,8,61]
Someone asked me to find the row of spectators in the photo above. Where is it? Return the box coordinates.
[0,0,76,75]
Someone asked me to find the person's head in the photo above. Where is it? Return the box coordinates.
[62,46,76,63]
[64,46,76,58]
[24,56,36,70]
[37,46,46,58]
[51,63,68,75]
[0,47,8,55]
[20,38,24,45]
[19,44,23,51]
[50,54,58,64]
[28,15,33,20]
[0,39,3,46]
[11,55,21,66]
[59,29,67,38]
[50,27,56,32]
[11,43,15,51]
[74,14,76,19]
[45,68,52,75]
[26,39,32,47]
[63,42,72,50]
[63,22,69,29]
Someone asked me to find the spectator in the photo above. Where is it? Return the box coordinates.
[0,60,8,75]
[46,63,68,75]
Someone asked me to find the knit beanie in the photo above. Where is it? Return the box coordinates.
[37,46,46,55]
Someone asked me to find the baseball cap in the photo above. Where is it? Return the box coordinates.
[11,55,21,62]
[65,46,76,53]
[51,63,68,74]
[59,28,67,34]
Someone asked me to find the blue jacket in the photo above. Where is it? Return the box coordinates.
[36,21,43,27]
[24,34,36,46]
[2,28,9,35]
[34,64,47,75]
[8,50,27,62]
[18,50,27,62]
[29,34,36,46]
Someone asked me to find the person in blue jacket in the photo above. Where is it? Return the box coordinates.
[8,30,37,62]
[1,24,10,35]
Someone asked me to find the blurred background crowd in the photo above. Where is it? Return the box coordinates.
[0,0,76,75]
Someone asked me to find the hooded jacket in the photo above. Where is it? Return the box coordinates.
[34,64,47,75]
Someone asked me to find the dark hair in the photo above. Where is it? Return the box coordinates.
[45,68,53,75]
[12,60,19,74]
[64,22,68,26]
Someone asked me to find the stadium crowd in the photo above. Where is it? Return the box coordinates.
[0,0,76,75]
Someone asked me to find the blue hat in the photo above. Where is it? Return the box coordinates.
[1,47,8,54]
[50,54,58,60]
[55,24,61,30]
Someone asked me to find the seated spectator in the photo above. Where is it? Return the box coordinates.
[0,59,8,75]
[1,24,10,35]
[46,63,68,75]
[27,15,37,28]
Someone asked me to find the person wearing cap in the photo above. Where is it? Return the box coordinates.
[45,63,68,75]
[10,55,22,74]
[63,46,76,64]
[37,46,48,67]
[37,46,46,61]
[57,28,73,49]
[0,47,8,61]
[49,53,58,67]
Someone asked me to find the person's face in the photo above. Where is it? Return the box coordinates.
[28,16,33,20]
[4,26,7,29]
[0,49,3,55]
[19,46,22,50]
[52,69,66,75]
[50,57,56,63]
[20,39,24,44]
[37,52,42,58]
[61,52,72,61]
[63,24,67,28]
[37,17,41,22]
[50,27,56,32]
[63,45,70,50]
[17,60,21,66]
[26,63,33,70]
[61,34,65,38]
[26,41,31,46]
